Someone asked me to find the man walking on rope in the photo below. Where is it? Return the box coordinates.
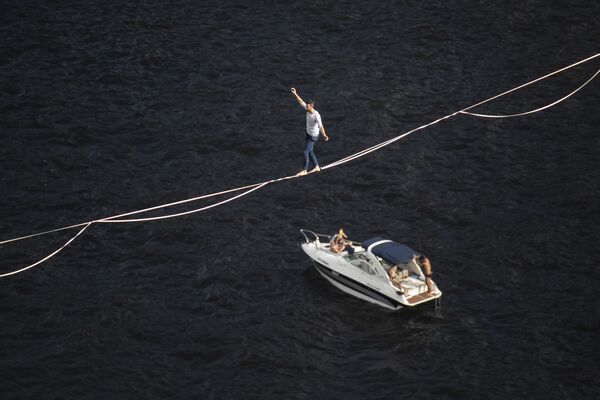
[290,87,329,176]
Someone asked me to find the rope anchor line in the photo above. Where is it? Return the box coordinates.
[460,67,600,118]
[1,52,599,278]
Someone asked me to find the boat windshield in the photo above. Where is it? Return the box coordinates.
[344,253,377,275]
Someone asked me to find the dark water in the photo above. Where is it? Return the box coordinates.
[1,1,599,399]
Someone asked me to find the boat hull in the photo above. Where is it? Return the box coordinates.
[312,261,403,311]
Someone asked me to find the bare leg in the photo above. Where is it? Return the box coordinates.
[426,277,434,293]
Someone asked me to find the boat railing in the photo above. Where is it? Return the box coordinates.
[300,230,365,249]
[300,229,331,244]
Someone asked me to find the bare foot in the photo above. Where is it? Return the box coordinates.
[296,170,307,176]
[309,166,321,173]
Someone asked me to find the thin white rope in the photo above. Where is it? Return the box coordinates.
[324,53,600,168]
[460,52,600,114]
[0,181,267,245]
[0,221,92,246]
[461,67,600,118]
[1,175,301,246]
[96,181,268,223]
[1,52,598,278]
[323,113,460,170]
[95,174,298,223]
[98,182,270,223]
[0,179,295,277]
[0,223,92,278]
[0,184,278,276]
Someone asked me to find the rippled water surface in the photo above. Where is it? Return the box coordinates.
[1,1,599,399]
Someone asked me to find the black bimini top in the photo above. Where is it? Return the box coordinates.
[362,237,420,264]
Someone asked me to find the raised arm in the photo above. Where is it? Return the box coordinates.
[290,87,306,108]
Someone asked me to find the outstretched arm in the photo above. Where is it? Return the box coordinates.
[290,87,306,108]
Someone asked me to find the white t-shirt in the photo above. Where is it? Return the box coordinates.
[302,102,323,138]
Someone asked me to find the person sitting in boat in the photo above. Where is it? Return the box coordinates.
[388,265,407,289]
[329,228,354,254]
[415,255,434,293]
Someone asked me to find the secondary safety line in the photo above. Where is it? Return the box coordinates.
[325,54,600,169]
[1,181,270,244]
[99,181,271,223]
[0,223,92,278]
[1,52,598,278]
[460,53,600,117]
[461,66,600,118]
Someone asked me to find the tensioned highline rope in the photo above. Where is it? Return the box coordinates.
[0,223,93,278]
[1,53,599,278]
[0,181,269,245]
[460,60,600,118]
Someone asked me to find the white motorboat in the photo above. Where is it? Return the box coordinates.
[300,230,442,310]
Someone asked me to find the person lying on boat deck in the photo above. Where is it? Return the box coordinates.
[388,265,407,289]
[414,255,434,293]
[329,228,354,254]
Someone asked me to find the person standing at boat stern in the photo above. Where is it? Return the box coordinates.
[418,255,434,294]
[290,87,329,176]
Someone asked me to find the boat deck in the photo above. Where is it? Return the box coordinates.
[406,291,437,304]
